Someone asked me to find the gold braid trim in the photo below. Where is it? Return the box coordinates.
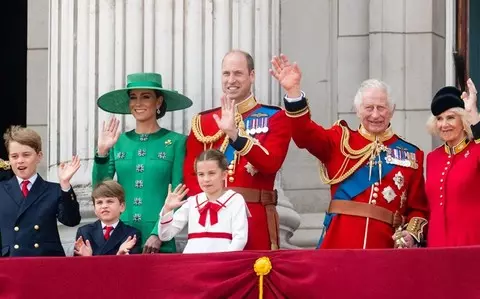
[0,159,10,170]
[405,217,428,243]
[318,124,377,185]
[191,114,225,149]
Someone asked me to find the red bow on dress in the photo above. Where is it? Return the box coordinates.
[198,202,222,227]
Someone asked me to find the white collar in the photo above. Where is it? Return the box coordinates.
[16,173,38,186]
[101,220,119,229]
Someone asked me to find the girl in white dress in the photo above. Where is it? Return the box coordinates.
[158,149,248,253]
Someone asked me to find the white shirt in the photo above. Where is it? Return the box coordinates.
[16,173,38,191]
[284,91,305,102]
[101,220,119,237]
[158,190,248,254]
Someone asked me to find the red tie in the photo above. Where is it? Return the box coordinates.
[104,226,114,240]
[198,202,222,227]
[21,180,30,198]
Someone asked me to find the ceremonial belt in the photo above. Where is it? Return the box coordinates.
[328,200,405,227]
[229,187,279,250]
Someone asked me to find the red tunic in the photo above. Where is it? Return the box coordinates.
[284,98,429,249]
[426,140,480,247]
[184,95,291,250]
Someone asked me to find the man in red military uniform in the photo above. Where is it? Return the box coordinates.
[270,54,429,249]
[184,50,291,250]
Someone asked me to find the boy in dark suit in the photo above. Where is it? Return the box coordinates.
[74,180,141,256]
[0,126,81,257]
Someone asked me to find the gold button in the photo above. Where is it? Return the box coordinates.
[440,202,443,206]
[373,187,379,192]
[372,193,378,198]
[14,226,19,231]
[228,177,234,183]
[228,170,234,176]
[374,182,379,186]
[440,179,444,183]
[14,244,19,249]
[34,243,39,248]
[228,164,234,170]
[440,187,443,190]
[441,172,445,176]
[440,195,443,198]
[371,199,377,205]
[34,225,40,230]
[447,161,451,165]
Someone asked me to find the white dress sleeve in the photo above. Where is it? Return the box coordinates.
[158,198,190,242]
[226,194,248,251]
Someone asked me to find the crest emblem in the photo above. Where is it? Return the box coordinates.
[393,171,404,190]
[382,186,397,203]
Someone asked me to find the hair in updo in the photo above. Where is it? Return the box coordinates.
[194,149,228,171]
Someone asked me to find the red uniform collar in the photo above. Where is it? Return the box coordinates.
[444,137,470,155]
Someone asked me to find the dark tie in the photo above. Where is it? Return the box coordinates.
[104,226,114,240]
[21,180,30,198]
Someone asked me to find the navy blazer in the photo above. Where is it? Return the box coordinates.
[0,175,81,257]
[75,220,142,255]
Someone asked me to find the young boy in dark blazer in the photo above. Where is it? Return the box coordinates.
[74,180,141,256]
[0,126,81,257]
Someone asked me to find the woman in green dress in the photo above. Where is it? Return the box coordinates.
[93,73,192,253]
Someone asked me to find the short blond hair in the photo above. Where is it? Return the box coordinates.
[3,125,42,153]
[426,107,473,140]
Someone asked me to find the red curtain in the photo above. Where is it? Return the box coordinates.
[1,247,480,299]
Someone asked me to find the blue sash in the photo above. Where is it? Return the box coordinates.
[317,138,417,248]
[223,105,279,162]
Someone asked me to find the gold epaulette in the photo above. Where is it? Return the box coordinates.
[405,217,428,243]
[396,135,421,151]
[0,159,10,170]
[474,138,480,144]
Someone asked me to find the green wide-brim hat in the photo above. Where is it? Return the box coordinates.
[97,72,193,114]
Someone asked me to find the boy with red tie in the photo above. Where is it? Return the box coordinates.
[0,126,81,257]
[74,180,141,256]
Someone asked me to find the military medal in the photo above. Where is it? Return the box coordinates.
[261,118,269,133]
[255,118,263,134]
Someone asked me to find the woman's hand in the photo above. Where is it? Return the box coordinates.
[98,117,121,156]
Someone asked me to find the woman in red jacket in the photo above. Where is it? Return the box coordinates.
[425,78,480,247]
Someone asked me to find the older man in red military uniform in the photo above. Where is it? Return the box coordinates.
[184,50,291,250]
[270,54,429,249]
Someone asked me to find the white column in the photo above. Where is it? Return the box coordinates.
[49,0,299,252]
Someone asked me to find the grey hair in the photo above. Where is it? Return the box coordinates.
[353,79,394,111]
[426,107,473,140]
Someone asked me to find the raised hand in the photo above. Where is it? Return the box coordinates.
[269,54,302,97]
[461,78,479,125]
[74,237,93,256]
[212,95,238,140]
[58,155,81,189]
[117,235,137,255]
[97,117,121,156]
[164,184,189,212]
